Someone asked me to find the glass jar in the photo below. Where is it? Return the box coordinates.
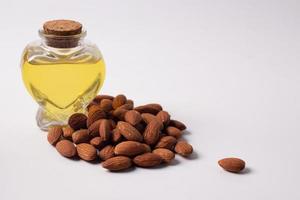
[21,20,106,131]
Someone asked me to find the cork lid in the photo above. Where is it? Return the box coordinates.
[43,19,82,36]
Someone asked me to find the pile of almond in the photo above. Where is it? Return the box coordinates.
[47,94,193,171]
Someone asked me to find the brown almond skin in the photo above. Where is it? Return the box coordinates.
[56,140,76,158]
[112,94,127,109]
[126,99,134,107]
[87,119,103,137]
[124,110,142,126]
[77,143,97,161]
[99,119,111,141]
[117,121,143,142]
[93,94,114,104]
[153,148,175,163]
[144,120,161,145]
[141,113,157,124]
[68,113,87,130]
[119,103,133,110]
[47,126,63,145]
[111,128,123,143]
[134,104,162,115]
[87,108,106,127]
[114,141,148,157]
[72,129,90,144]
[156,111,170,126]
[218,158,246,173]
[133,153,162,167]
[102,156,132,171]
[155,136,177,150]
[142,143,152,153]
[62,126,74,139]
[90,137,106,149]
[169,120,186,130]
[174,141,193,157]
[100,99,113,112]
[166,126,182,138]
[112,108,128,120]
[99,145,115,160]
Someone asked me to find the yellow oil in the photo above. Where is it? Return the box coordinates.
[22,59,105,122]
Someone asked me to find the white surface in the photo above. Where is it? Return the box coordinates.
[0,0,299,199]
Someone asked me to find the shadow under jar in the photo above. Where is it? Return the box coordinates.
[21,20,106,131]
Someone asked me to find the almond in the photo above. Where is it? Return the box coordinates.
[99,119,111,141]
[100,99,113,112]
[134,103,162,115]
[218,158,245,173]
[112,108,128,120]
[119,103,133,110]
[90,137,106,149]
[56,140,76,158]
[155,136,177,150]
[126,99,134,107]
[102,156,132,171]
[133,153,162,167]
[153,148,175,163]
[114,141,148,157]
[111,128,123,143]
[87,108,106,127]
[134,123,146,133]
[87,119,103,137]
[62,126,74,139]
[77,143,97,161]
[174,141,193,157]
[166,126,182,138]
[141,113,156,124]
[142,143,152,153]
[124,110,142,126]
[169,119,186,130]
[68,113,87,130]
[143,120,161,145]
[72,129,90,144]
[92,94,114,104]
[112,94,127,109]
[156,111,170,126]
[47,126,63,145]
[117,121,143,142]
[99,145,115,160]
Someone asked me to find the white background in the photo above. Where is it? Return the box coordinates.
[0,0,299,199]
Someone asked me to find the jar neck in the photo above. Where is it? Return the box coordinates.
[39,29,87,48]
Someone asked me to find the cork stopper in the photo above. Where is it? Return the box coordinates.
[42,19,83,48]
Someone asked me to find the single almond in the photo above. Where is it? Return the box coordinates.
[153,148,175,163]
[99,119,111,141]
[56,140,76,158]
[92,94,114,104]
[218,158,245,173]
[102,156,132,171]
[142,143,152,153]
[47,126,63,145]
[134,103,162,115]
[62,126,74,139]
[99,145,115,160]
[87,119,103,137]
[100,99,113,112]
[112,94,127,109]
[117,121,143,142]
[111,128,123,143]
[174,141,193,157]
[143,120,161,145]
[133,153,162,167]
[155,136,177,150]
[141,113,157,124]
[72,129,90,144]
[112,108,128,120]
[77,143,97,161]
[68,113,87,130]
[126,99,134,107]
[87,108,106,127]
[114,141,148,157]
[124,110,142,126]
[90,137,106,149]
[169,119,186,130]
[166,126,182,138]
[156,111,170,126]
